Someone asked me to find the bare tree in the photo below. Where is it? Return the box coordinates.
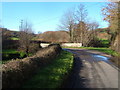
[19,20,34,54]
[74,4,100,46]
[58,8,75,42]
[58,4,99,46]
[75,4,88,22]
[89,21,99,40]
[58,4,88,43]
[85,21,99,46]
[73,4,88,44]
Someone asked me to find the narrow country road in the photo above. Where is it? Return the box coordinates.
[63,48,119,89]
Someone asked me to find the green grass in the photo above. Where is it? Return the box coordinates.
[63,46,120,68]
[10,37,37,40]
[10,37,19,40]
[83,47,119,57]
[2,49,32,57]
[2,49,19,54]
[2,49,27,58]
[32,37,38,40]
[0,49,32,64]
[99,39,110,47]
[22,50,73,88]
[63,47,120,57]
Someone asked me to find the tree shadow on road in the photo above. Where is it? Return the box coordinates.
[61,54,89,89]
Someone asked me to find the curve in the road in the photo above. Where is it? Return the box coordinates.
[62,48,119,89]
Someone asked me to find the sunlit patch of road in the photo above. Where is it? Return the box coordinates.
[63,48,119,88]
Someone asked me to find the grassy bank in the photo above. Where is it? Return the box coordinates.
[2,49,31,64]
[2,49,19,54]
[22,50,73,88]
[63,47,120,57]
[80,47,120,68]
[81,47,120,57]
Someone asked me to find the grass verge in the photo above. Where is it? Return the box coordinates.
[2,49,19,54]
[1,49,32,64]
[63,46,120,68]
[22,50,73,88]
[63,47,120,57]
[81,47,120,68]
[10,37,19,40]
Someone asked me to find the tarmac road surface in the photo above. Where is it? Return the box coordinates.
[63,48,119,89]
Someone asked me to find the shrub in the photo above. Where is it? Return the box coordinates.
[2,44,62,88]
[18,42,42,55]
[29,43,41,53]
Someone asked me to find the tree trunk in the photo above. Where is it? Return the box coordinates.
[111,34,120,53]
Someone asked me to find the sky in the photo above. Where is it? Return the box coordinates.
[2,2,109,34]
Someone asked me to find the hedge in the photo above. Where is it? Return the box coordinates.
[2,40,19,49]
[2,44,62,88]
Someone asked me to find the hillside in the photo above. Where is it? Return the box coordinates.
[1,28,36,40]
[36,31,70,43]
[1,27,110,42]
[36,28,110,43]
[96,28,110,40]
